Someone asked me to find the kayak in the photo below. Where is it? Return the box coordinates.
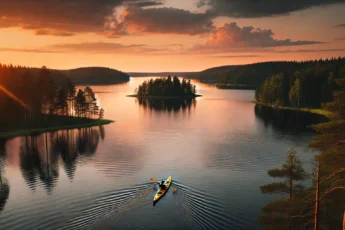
[153,175,172,204]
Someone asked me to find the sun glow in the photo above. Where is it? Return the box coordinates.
[0,84,30,109]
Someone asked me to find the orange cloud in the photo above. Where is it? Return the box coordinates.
[192,22,324,52]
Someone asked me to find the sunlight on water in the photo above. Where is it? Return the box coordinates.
[0,77,325,229]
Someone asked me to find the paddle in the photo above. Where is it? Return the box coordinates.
[151,178,177,193]
[150,178,158,183]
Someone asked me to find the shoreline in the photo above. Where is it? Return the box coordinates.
[0,119,114,139]
[215,84,257,90]
[254,101,334,119]
[127,94,202,99]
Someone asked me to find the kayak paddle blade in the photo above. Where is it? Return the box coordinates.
[150,178,157,183]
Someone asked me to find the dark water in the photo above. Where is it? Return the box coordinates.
[0,78,326,229]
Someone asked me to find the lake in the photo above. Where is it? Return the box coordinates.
[0,77,326,229]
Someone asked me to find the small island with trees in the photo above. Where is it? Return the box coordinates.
[128,76,201,98]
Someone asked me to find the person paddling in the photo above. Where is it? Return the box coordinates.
[159,181,166,190]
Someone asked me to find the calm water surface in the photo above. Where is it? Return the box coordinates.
[0,77,325,229]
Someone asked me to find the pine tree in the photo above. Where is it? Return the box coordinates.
[75,89,86,117]
[36,66,56,119]
[309,78,345,230]
[84,86,96,118]
[55,88,68,115]
[260,147,310,230]
[181,79,187,94]
[260,147,308,199]
[173,76,181,92]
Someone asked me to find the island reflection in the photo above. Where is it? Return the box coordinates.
[136,98,197,113]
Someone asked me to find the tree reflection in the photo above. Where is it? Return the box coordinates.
[19,126,104,193]
[254,104,327,133]
[50,130,78,181]
[136,98,197,113]
[20,135,59,193]
[0,139,9,213]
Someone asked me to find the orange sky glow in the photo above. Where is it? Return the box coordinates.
[0,0,345,72]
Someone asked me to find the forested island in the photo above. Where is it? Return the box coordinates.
[0,64,111,139]
[256,57,345,229]
[129,76,201,98]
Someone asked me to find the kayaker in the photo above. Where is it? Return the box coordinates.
[159,181,166,190]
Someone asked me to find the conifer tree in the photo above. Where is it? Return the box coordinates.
[260,147,308,199]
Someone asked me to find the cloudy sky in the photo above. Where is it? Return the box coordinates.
[0,0,345,71]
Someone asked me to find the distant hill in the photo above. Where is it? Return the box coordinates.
[187,62,300,86]
[63,67,130,85]
[129,72,196,78]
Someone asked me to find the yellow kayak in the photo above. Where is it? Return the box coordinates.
[153,176,172,204]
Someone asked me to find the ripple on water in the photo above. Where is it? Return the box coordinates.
[173,182,236,230]
[61,183,153,230]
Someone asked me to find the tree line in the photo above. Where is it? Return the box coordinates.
[255,57,345,108]
[135,76,197,96]
[259,77,345,229]
[187,58,344,87]
[0,64,104,129]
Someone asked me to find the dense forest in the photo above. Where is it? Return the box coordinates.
[63,67,129,85]
[189,61,298,84]
[0,64,104,132]
[134,76,197,97]
[188,58,345,90]
[255,57,345,108]
[259,76,345,229]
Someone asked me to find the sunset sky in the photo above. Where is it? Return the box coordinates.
[1,0,345,72]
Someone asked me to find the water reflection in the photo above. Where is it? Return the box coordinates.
[19,126,104,193]
[20,135,59,193]
[254,104,327,133]
[136,98,197,113]
[0,139,9,214]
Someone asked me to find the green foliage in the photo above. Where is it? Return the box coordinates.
[308,76,345,229]
[261,147,308,197]
[135,76,197,97]
[256,57,345,108]
[289,78,301,107]
[261,73,286,105]
[260,74,345,230]
[259,148,309,229]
